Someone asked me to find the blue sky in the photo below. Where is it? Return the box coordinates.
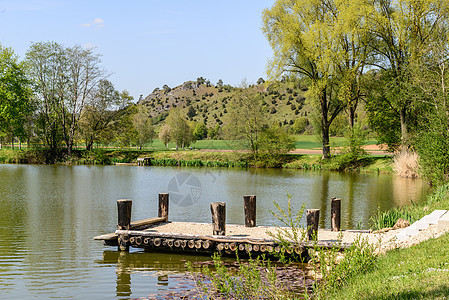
[0,0,275,101]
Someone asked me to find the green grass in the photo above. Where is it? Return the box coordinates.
[141,135,381,151]
[328,233,449,299]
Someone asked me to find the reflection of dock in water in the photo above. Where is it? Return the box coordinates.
[95,194,370,259]
[96,250,211,298]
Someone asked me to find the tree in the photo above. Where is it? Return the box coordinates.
[193,122,207,140]
[217,79,223,87]
[259,125,295,160]
[132,104,154,150]
[227,82,266,157]
[158,124,171,149]
[262,0,372,158]
[257,77,265,85]
[291,117,308,134]
[197,77,206,85]
[165,108,194,149]
[187,105,196,120]
[163,84,171,93]
[78,80,132,150]
[0,45,32,149]
[366,0,449,147]
[26,42,106,156]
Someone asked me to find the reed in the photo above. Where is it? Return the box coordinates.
[393,150,419,178]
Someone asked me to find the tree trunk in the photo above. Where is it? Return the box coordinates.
[321,90,331,159]
[322,120,330,159]
[400,108,408,147]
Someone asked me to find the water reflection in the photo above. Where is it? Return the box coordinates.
[0,165,430,298]
[97,250,212,299]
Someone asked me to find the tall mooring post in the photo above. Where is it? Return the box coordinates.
[307,209,320,241]
[331,197,341,232]
[211,202,226,235]
[243,195,256,227]
[158,193,169,221]
[117,199,132,251]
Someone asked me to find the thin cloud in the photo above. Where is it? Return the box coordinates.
[81,18,104,28]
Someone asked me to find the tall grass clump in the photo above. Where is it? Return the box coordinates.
[370,206,415,231]
[310,236,378,297]
[189,253,297,299]
[393,150,419,178]
[370,182,449,230]
[268,195,379,297]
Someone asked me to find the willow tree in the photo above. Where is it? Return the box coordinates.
[366,0,449,147]
[262,0,373,158]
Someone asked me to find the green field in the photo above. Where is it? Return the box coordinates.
[143,135,379,151]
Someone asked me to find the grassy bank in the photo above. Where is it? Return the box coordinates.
[0,147,393,174]
[323,183,449,299]
[328,232,449,299]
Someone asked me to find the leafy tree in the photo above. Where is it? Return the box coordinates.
[158,124,171,149]
[259,125,295,160]
[216,79,223,87]
[228,82,266,157]
[263,0,371,158]
[366,0,449,146]
[197,77,206,85]
[132,104,155,150]
[257,77,265,85]
[165,108,194,149]
[291,117,308,134]
[193,122,207,140]
[187,105,196,120]
[163,84,171,93]
[26,41,106,156]
[0,45,32,148]
[78,80,132,150]
[208,125,220,139]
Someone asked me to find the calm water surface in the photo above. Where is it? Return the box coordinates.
[0,164,429,299]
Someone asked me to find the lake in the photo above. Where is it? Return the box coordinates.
[0,164,429,299]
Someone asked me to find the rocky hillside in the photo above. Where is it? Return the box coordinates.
[139,78,311,130]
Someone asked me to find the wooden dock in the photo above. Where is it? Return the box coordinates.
[94,194,369,258]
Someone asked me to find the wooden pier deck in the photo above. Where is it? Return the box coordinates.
[94,195,373,258]
[95,220,374,257]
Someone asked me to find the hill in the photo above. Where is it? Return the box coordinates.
[138,78,313,133]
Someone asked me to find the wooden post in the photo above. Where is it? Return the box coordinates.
[211,202,226,235]
[244,195,256,227]
[307,209,320,241]
[117,199,132,251]
[331,197,341,232]
[158,193,169,221]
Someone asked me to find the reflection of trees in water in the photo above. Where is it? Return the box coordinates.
[391,176,426,207]
[317,172,330,228]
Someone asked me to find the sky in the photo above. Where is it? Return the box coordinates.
[0,0,276,101]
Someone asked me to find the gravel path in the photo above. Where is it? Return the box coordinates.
[146,221,448,254]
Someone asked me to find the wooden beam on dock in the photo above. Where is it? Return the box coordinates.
[307,209,320,241]
[158,193,169,221]
[211,202,226,235]
[117,199,132,251]
[244,195,256,227]
[331,198,341,232]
